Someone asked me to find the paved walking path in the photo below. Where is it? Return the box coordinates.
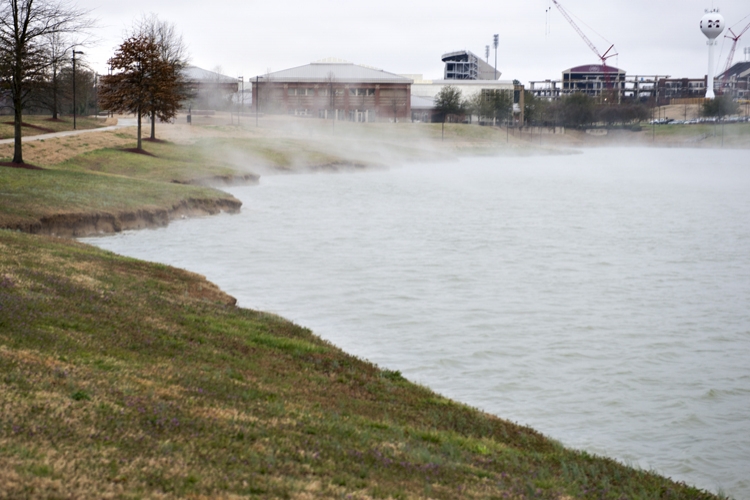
[0,118,136,145]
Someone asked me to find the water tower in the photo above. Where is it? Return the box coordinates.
[700,9,725,99]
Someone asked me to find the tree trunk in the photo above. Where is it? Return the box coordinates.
[12,99,24,164]
[150,112,155,139]
[137,110,142,150]
[52,71,59,120]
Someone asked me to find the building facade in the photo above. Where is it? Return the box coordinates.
[441,50,499,81]
[252,59,412,122]
[561,64,626,97]
[656,77,707,104]
[716,61,750,99]
[530,65,670,102]
[182,66,239,110]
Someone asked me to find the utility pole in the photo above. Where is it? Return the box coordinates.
[238,76,243,126]
[72,50,84,130]
[493,34,499,80]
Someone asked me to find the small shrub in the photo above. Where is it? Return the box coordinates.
[71,390,90,401]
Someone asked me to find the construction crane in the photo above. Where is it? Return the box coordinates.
[551,0,618,89]
[719,20,750,94]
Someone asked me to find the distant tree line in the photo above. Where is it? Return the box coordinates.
[434,86,661,130]
[524,92,651,129]
[433,85,513,125]
[0,0,190,164]
[0,0,94,164]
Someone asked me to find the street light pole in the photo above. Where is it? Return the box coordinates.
[72,50,84,130]
[238,76,243,126]
[493,34,499,80]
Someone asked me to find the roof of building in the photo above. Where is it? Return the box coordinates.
[257,60,412,84]
[414,79,514,87]
[718,61,750,79]
[182,66,237,84]
[411,95,436,109]
[564,64,625,74]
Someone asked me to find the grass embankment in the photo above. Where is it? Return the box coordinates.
[0,120,455,236]
[646,122,750,146]
[0,115,110,140]
[0,230,723,499]
[0,128,273,235]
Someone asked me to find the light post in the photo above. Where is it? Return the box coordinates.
[493,34,499,80]
[256,75,260,127]
[72,50,84,130]
[238,76,243,126]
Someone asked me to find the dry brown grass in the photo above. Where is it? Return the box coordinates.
[0,130,136,166]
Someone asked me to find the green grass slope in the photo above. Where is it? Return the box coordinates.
[0,230,722,499]
[0,166,241,234]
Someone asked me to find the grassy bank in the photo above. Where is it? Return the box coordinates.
[0,230,723,499]
[0,119,736,498]
[0,165,241,236]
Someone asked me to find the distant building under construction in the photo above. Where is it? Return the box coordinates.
[530,64,669,102]
[716,61,750,99]
[441,50,499,80]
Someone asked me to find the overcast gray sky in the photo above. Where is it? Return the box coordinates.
[77,0,750,85]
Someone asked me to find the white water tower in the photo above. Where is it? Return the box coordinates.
[700,9,725,99]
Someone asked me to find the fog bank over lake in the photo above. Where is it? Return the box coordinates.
[83,147,750,498]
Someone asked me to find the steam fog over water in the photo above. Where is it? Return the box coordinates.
[82,148,750,498]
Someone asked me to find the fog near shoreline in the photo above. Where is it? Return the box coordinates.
[158,115,750,181]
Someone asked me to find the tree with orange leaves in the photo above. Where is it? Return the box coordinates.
[98,33,184,150]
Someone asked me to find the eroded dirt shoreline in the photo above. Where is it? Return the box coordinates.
[5,197,241,238]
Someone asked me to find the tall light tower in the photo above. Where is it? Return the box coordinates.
[493,34,499,80]
[700,9,725,99]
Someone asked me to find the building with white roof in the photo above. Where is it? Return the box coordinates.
[251,59,412,122]
[181,66,239,110]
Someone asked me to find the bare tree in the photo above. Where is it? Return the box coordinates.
[0,0,93,164]
[133,14,189,139]
[38,32,71,119]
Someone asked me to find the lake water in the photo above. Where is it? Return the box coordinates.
[81,147,750,498]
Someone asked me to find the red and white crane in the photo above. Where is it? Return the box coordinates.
[719,20,750,93]
[551,0,618,88]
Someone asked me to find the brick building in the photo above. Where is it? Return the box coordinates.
[252,59,412,122]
